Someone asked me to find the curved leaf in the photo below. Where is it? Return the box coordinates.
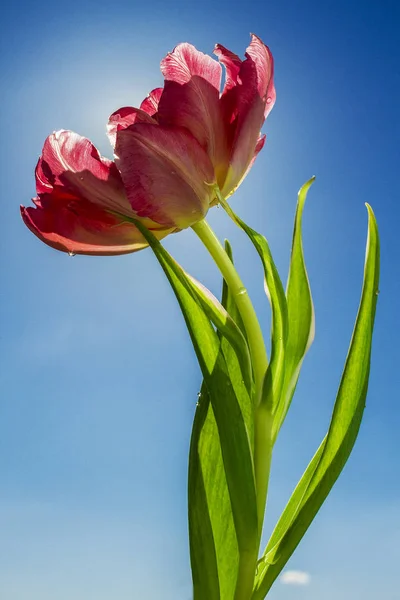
[272,177,316,442]
[131,220,259,599]
[220,199,288,414]
[252,204,380,599]
[185,271,253,392]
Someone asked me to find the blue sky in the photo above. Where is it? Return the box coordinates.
[1,0,399,598]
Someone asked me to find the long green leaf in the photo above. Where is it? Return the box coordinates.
[221,240,248,339]
[272,177,316,442]
[185,271,253,392]
[252,204,380,599]
[190,239,253,599]
[220,200,288,413]
[132,221,259,598]
[216,240,259,597]
[218,240,256,453]
[220,199,289,536]
[188,382,233,600]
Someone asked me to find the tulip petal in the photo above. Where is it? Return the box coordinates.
[160,42,222,89]
[35,158,54,195]
[107,107,156,148]
[140,87,163,116]
[225,134,266,199]
[215,36,275,196]
[157,43,229,187]
[213,44,242,95]
[36,130,133,216]
[217,36,275,114]
[115,123,216,229]
[247,133,266,171]
[21,191,173,256]
[246,34,275,107]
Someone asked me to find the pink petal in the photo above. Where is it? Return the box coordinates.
[37,130,132,215]
[216,35,275,196]
[225,134,266,198]
[157,42,230,187]
[21,191,174,256]
[252,133,266,161]
[140,87,163,116]
[107,107,156,148]
[245,34,275,106]
[115,123,216,229]
[161,43,221,89]
[35,158,54,195]
[213,44,242,95]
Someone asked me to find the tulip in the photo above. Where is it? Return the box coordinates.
[21,34,275,256]
[110,33,275,199]
[21,128,215,255]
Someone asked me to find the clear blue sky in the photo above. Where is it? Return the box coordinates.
[1,0,399,598]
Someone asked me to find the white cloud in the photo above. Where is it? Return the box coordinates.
[280,570,311,586]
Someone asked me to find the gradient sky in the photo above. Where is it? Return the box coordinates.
[1,0,399,598]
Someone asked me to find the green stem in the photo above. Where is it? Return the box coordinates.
[192,218,273,534]
[254,403,273,534]
[191,219,268,392]
[235,552,259,600]
[213,193,275,534]
[192,218,274,597]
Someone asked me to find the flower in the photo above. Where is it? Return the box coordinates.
[21,129,213,255]
[21,34,275,256]
[111,33,275,200]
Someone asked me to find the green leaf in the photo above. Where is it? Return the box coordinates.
[221,240,247,339]
[188,382,235,600]
[252,204,380,599]
[220,200,288,413]
[220,200,288,536]
[218,240,255,452]
[272,177,316,442]
[185,270,253,392]
[132,221,259,599]
[189,240,253,600]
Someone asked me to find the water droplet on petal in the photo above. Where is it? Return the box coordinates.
[68,251,76,257]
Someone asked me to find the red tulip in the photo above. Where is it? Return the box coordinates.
[21,34,275,256]
[110,34,275,198]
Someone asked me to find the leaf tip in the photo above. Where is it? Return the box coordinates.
[298,176,316,200]
[224,238,233,261]
[364,204,379,239]
[365,202,375,217]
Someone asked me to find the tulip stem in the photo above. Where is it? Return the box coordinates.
[192,217,269,594]
[191,219,268,392]
[214,192,275,538]
[192,217,273,555]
